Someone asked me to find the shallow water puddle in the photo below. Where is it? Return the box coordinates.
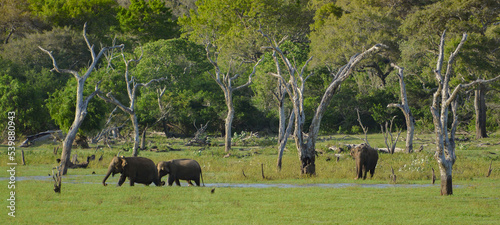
[1,176,439,188]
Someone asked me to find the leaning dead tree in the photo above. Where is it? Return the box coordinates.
[260,28,387,175]
[388,63,415,153]
[97,47,167,157]
[431,31,500,195]
[205,43,263,154]
[39,23,123,175]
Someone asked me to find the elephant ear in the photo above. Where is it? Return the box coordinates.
[121,158,128,168]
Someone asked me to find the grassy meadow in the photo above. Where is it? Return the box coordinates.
[1,132,499,224]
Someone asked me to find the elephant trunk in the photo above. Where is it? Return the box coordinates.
[102,166,114,186]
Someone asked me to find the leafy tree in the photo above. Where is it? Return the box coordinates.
[309,0,401,85]
[400,0,500,138]
[0,26,91,71]
[0,0,43,44]
[45,78,108,134]
[28,0,119,36]
[0,61,57,135]
[132,38,219,136]
[117,0,179,42]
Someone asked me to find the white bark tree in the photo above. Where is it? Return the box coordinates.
[260,29,386,174]
[39,24,123,175]
[431,31,500,195]
[97,48,166,156]
[205,43,263,154]
[387,63,415,153]
[269,47,295,170]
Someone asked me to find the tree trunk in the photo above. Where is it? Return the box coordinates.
[60,78,88,175]
[224,95,234,154]
[299,143,316,175]
[438,163,453,195]
[131,113,140,156]
[277,111,294,170]
[61,127,79,175]
[162,119,170,137]
[140,125,148,150]
[405,115,415,153]
[474,84,488,139]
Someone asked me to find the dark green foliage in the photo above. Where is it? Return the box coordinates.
[117,0,179,42]
[28,0,120,37]
[1,26,90,71]
[1,0,499,139]
[45,78,107,135]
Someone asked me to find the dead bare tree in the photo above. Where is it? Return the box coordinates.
[97,47,167,156]
[431,31,500,195]
[185,121,210,146]
[260,28,387,175]
[39,23,123,175]
[52,165,62,193]
[205,43,263,155]
[388,63,415,153]
[381,116,402,154]
[356,108,370,146]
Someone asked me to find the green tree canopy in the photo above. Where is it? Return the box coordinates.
[117,0,179,42]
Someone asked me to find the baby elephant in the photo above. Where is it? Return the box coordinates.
[350,143,379,180]
[103,156,161,186]
[157,159,204,186]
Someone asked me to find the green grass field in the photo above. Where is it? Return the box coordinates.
[1,132,499,224]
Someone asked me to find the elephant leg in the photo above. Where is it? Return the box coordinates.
[175,179,181,186]
[168,176,175,186]
[118,174,127,186]
[355,159,363,179]
[362,165,368,180]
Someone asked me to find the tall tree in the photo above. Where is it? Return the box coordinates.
[133,38,216,136]
[205,43,263,154]
[431,31,500,195]
[387,63,415,153]
[260,28,386,175]
[97,48,166,156]
[400,0,500,138]
[39,24,123,175]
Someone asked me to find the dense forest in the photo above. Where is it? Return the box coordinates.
[1,0,499,141]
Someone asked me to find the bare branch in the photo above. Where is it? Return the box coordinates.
[446,75,500,107]
[38,46,80,79]
[233,55,264,91]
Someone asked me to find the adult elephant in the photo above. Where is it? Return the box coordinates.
[102,156,161,186]
[157,159,204,186]
[350,143,379,180]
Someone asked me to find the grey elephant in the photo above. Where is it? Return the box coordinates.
[103,156,161,186]
[350,143,379,180]
[157,159,205,186]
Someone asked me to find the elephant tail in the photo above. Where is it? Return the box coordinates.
[200,170,205,187]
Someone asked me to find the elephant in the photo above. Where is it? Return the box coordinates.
[157,159,205,186]
[350,143,379,180]
[102,156,161,186]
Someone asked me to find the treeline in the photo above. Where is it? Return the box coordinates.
[1,0,499,138]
